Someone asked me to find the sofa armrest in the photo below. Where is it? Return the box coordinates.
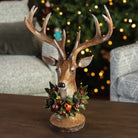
[110,43,138,101]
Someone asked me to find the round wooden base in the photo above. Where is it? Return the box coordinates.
[49,113,85,132]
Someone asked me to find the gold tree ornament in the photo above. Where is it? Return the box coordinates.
[24,5,113,132]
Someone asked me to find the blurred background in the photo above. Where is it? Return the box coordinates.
[31,0,137,99]
[1,0,137,99]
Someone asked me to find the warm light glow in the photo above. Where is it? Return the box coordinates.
[67,39,71,43]
[42,17,45,21]
[89,9,92,12]
[99,23,103,27]
[101,86,105,90]
[59,12,63,15]
[46,27,50,31]
[108,41,112,45]
[109,2,113,6]
[66,31,69,34]
[51,3,54,7]
[80,82,83,85]
[81,50,85,55]
[84,68,88,72]
[67,21,71,25]
[99,71,104,77]
[91,72,95,77]
[106,80,110,85]
[78,26,81,29]
[41,0,45,4]
[85,3,89,7]
[128,19,132,23]
[94,5,98,9]
[85,48,90,52]
[123,35,127,40]
[94,88,98,93]
[124,18,127,22]
[78,11,81,15]
[56,7,60,11]
[120,28,124,32]
[104,66,108,70]
[131,23,136,28]
[123,0,127,3]
[85,39,89,42]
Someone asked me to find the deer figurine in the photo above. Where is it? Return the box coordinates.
[25,5,113,99]
[25,5,113,132]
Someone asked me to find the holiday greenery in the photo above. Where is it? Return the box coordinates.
[45,82,89,118]
[34,0,137,98]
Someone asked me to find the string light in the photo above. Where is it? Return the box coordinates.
[108,41,112,45]
[66,31,69,34]
[46,27,50,31]
[85,39,89,42]
[106,80,110,85]
[78,26,81,29]
[51,3,54,7]
[123,0,127,3]
[124,18,127,22]
[56,7,60,11]
[77,11,81,15]
[41,0,45,4]
[81,50,85,55]
[67,39,71,43]
[104,66,108,70]
[99,23,103,27]
[131,23,136,28]
[42,17,45,21]
[94,88,98,93]
[94,5,98,9]
[84,68,88,72]
[59,12,63,15]
[119,28,124,32]
[101,86,105,90]
[91,72,95,77]
[80,82,83,85]
[109,2,113,6]
[128,19,132,23]
[67,21,71,25]
[85,3,89,7]
[85,48,90,52]
[123,35,127,40]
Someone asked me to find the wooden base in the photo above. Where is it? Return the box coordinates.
[49,113,85,132]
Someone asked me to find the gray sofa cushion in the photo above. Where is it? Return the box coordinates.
[0,55,57,96]
[0,0,29,23]
[117,71,138,102]
[0,21,40,56]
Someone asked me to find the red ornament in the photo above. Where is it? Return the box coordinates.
[52,104,59,111]
[75,103,80,109]
[64,103,72,111]
[79,90,84,95]
[81,99,85,104]
[57,99,62,105]
[45,0,50,15]
[62,111,66,115]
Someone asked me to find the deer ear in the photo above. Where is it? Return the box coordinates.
[42,55,57,66]
[77,55,94,68]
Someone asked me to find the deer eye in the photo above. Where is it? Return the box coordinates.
[71,67,75,72]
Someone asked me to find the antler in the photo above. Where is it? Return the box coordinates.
[70,5,113,65]
[24,5,66,60]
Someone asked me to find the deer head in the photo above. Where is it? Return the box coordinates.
[24,5,113,99]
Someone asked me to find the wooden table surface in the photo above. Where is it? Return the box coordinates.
[0,94,138,138]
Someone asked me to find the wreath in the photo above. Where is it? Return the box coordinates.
[45,82,89,118]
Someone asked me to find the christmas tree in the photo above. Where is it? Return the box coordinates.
[33,0,137,98]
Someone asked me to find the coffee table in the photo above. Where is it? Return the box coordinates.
[0,94,138,138]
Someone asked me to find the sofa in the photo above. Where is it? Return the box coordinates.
[0,0,57,96]
[110,43,138,103]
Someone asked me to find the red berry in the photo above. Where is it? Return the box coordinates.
[75,103,80,109]
[57,99,62,105]
[81,99,85,104]
[68,110,71,114]
[79,90,84,95]
[52,104,59,111]
[62,111,66,115]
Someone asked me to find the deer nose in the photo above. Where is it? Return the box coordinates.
[58,82,65,88]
